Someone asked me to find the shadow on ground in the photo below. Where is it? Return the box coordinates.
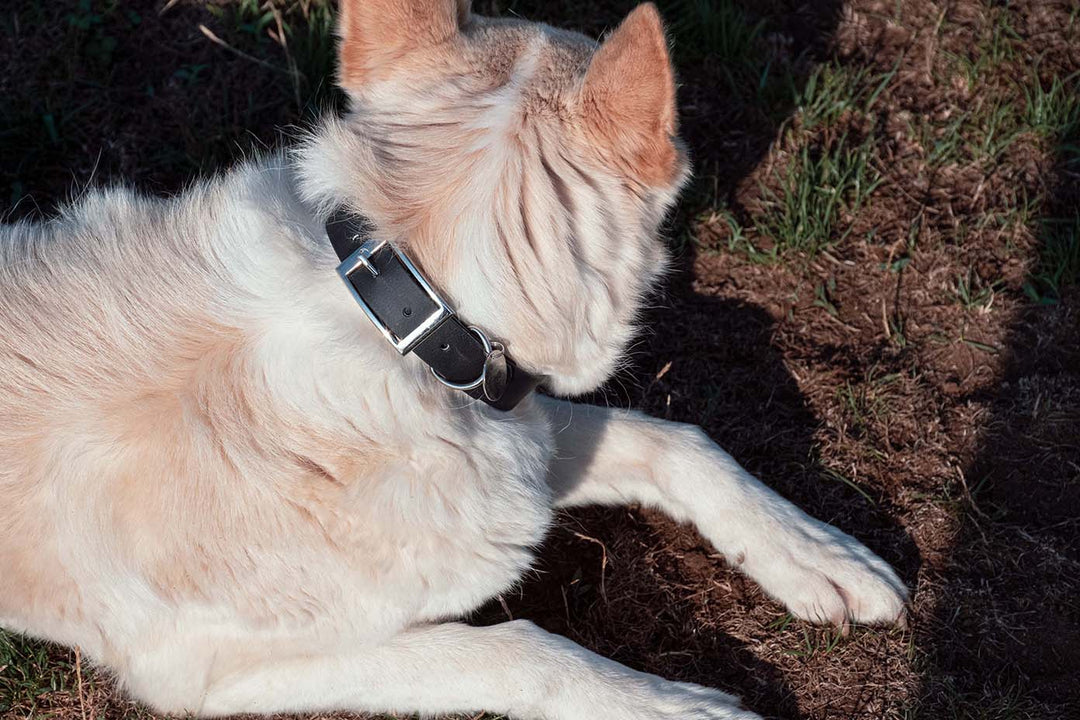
[916,109,1080,715]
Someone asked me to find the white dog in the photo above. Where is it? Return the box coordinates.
[0,1,907,717]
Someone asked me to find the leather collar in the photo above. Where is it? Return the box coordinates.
[326,209,541,411]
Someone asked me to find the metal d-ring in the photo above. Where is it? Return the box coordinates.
[430,325,491,392]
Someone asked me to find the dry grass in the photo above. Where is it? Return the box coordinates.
[2,1,1079,719]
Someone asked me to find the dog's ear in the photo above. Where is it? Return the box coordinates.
[338,0,470,86]
[580,3,679,186]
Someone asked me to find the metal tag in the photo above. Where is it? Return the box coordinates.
[482,343,509,402]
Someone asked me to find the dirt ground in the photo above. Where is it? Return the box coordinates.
[2,1,1078,719]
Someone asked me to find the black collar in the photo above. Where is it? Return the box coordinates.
[326,209,541,411]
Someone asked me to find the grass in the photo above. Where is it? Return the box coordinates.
[708,5,1080,286]
[924,680,1048,720]
[946,6,1022,89]
[205,0,337,112]
[751,133,882,259]
[1024,215,1080,303]
[953,269,1001,311]
[1,0,340,216]
[661,0,764,65]
[907,96,1026,173]
[780,626,849,658]
[697,61,897,262]
[1019,66,1080,303]
[715,129,882,262]
[1023,71,1080,139]
[793,61,899,133]
[0,631,74,715]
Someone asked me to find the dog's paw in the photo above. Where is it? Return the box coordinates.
[738,515,908,629]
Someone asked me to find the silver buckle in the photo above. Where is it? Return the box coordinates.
[337,238,453,355]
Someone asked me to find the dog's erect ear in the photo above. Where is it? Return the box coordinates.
[581,3,679,186]
[338,0,470,86]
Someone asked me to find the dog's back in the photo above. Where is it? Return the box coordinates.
[0,166,553,677]
[0,186,244,648]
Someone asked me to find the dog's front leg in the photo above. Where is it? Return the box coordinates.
[538,396,908,628]
[191,621,759,720]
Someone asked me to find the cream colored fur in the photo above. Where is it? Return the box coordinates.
[0,3,907,718]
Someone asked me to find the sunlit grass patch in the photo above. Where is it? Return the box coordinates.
[709,130,882,263]
[0,630,74,715]
[792,61,898,133]
[751,134,882,259]
[692,60,897,263]
[1023,71,1080,139]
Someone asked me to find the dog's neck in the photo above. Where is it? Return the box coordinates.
[323,208,542,410]
[296,114,485,302]
[295,113,535,352]
[291,105,661,397]
[293,114,546,409]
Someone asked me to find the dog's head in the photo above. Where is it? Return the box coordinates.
[325,0,689,395]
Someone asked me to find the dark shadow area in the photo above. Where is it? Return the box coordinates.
[916,88,1080,717]
[0,0,340,220]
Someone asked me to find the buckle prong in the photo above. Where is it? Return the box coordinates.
[349,235,380,277]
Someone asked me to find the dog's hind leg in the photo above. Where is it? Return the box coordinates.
[537,396,908,628]
[123,620,759,720]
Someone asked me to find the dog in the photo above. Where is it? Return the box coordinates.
[0,1,908,717]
